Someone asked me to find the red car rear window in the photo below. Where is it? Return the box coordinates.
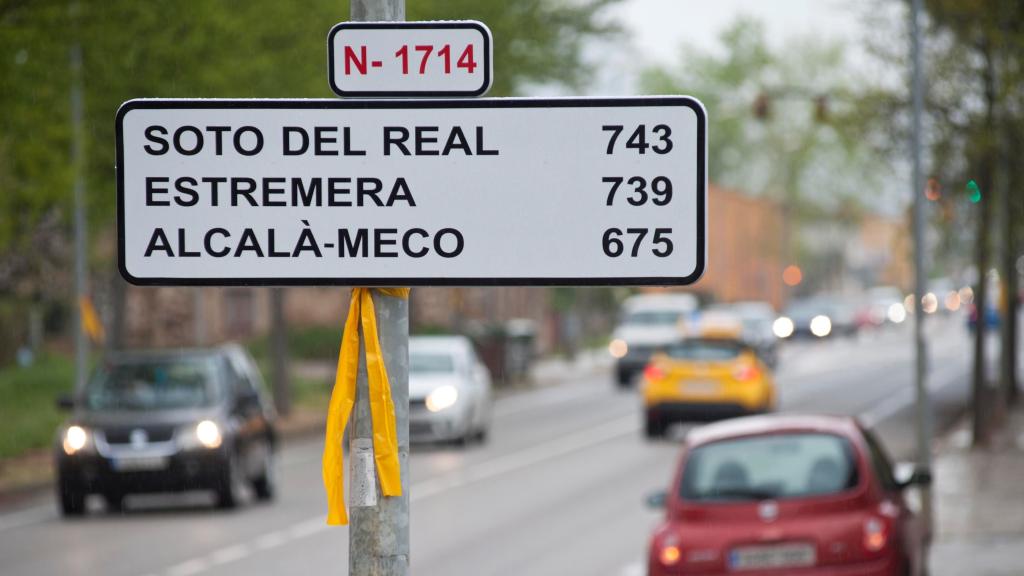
[680,433,859,502]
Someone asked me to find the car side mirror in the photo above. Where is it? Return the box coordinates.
[56,393,75,411]
[235,388,260,410]
[894,461,932,489]
[645,490,668,509]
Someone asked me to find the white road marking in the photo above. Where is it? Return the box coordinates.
[858,358,968,428]
[0,380,610,536]
[134,414,639,576]
[208,544,251,566]
[253,530,288,550]
[410,415,638,501]
[494,382,601,418]
[287,515,328,539]
[165,558,210,576]
[617,560,644,576]
[0,503,54,534]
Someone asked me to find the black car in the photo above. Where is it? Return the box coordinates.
[54,344,277,516]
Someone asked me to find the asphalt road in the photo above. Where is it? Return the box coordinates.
[0,316,974,576]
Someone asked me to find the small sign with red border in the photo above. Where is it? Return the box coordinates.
[328,21,492,97]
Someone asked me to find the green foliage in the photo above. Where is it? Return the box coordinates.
[857,0,1024,267]
[247,324,341,362]
[0,353,74,459]
[408,0,620,96]
[0,0,619,296]
[640,17,887,218]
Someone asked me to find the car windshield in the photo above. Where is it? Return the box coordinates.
[411,353,456,374]
[85,356,223,411]
[681,433,859,502]
[624,311,682,326]
[667,339,743,361]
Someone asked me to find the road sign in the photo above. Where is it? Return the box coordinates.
[328,21,492,97]
[116,96,706,286]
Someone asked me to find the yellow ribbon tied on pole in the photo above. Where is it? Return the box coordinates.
[79,295,105,345]
[323,287,409,525]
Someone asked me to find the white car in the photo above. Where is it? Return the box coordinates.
[705,301,779,366]
[408,336,493,445]
[608,293,699,387]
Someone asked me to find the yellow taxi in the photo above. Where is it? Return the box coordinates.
[641,320,776,438]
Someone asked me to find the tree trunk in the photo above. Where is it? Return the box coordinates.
[1004,125,1020,405]
[971,43,997,447]
[270,287,291,417]
[108,266,126,351]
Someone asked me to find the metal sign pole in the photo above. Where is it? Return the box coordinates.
[909,0,933,533]
[347,5,409,576]
[70,1,90,392]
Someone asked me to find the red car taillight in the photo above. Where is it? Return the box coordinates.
[658,535,682,567]
[863,517,888,552]
[645,364,666,381]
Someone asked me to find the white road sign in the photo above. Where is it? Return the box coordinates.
[328,21,492,97]
[116,97,706,286]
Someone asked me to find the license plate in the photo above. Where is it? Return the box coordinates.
[112,456,169,472]
[728,543,816,571]
[682,380,720,395]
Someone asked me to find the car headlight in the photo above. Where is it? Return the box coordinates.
[179,420,223,450]
[608,339,628,359]
[196,420,222,449]
[62,425,93,455]
[772,316,795,338]
[888,302,907,323]
[922,292,939,314]
[810,315,832,337]
[426,385,459,413]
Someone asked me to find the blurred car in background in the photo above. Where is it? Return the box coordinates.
[609,293,699,388]
[646,415,932,576]
[865,286,907,327]
[775,296,858,340]
[54,344,277,516]
[409,335,493,445]
[641,322,776,438]
[927,277,956,315]
[706,301,779,367]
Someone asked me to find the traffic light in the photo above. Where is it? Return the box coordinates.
[967,179,982,203]
[814,95,829,123]
[753,93,771,120]
[925,178,941,201]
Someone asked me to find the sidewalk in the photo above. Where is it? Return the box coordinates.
[930,401,1024,576]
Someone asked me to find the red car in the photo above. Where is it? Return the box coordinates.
[647,415,931,575]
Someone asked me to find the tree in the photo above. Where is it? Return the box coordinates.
[0,0,620,362]
[640,17,890,292]
[859,0,1024,443]
[916,0,1024,443]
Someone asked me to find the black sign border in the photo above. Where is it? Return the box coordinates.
[327,21,493,97]
[116,96,706,287]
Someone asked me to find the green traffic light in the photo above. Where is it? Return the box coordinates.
[967,179,981,203]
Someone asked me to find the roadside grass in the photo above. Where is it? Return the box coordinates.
[252,357,333,411]
[247,325,341,362]
[0,354,74,460]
